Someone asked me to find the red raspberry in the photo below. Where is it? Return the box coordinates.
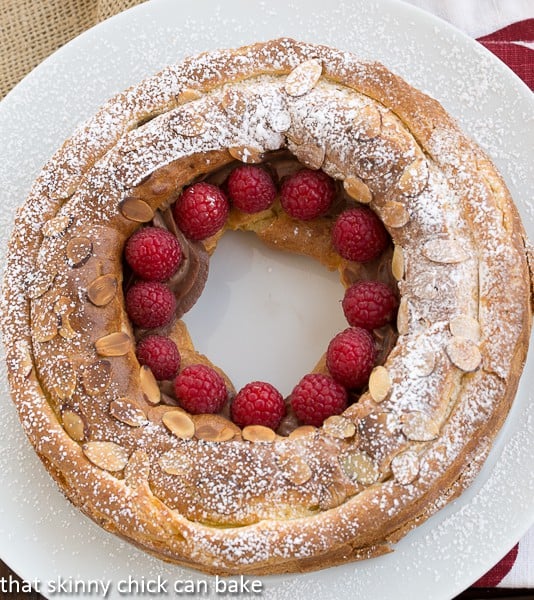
[231,381,286,430]
[326,327,376,388]
[332,207,389,262]
[173,182,229,240]
[174,364,228,414]
[280,169,335,220]
[227,165,277,213]
[125,281,176,329]
[136,335,181,380]
[290,373,347,427]
[342,281,399,330]
[125,226,182,281]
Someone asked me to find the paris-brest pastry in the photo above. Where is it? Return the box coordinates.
[2,39,531,574]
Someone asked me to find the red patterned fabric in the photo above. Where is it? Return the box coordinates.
[477,19,534,89]
[472,544,519,587]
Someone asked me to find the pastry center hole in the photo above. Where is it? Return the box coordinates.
[183,229,348,397]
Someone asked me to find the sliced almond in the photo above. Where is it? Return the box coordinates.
[446,336,482,372]
[284,59,322,97]
[43,214,73,237]
[397,296,410,335]
[120,197,154,223]
[369,366,392,402]
[449,315,481,342]
[340,450,379,485]
[59,315,77,340]
[221,88,248,115]
[33,310,58,343]
[401,411,440,441]
[124,449,151,487]
[158,448,192,475]
[27,270,57,299]
[83,441,129,472]
[52,359,76,400]
[352,104,382,141]
[278,453,312,485]
[95,332,131,357]
[381,201,410,228]
[398,157,429,197]
[53,296,73,316]
[228,146,264,164]
[323,415,356,439]
[411,271,438,299]
[320,481,347,510]
[177,88,202,103]
[411,348,436,378]
[66,236,93,268]
[343,175,372,204]
[422,237,469,264]
[87,274,118,307]
[267,108,291,133]
[81,360,112,395]
[291,142,325,170]
[139,365,161,405]
[18,343,33,379]
[242,425,276,443]
[170,110,206,137]
[162,410,195,439]
[392,245,405,281]
[288,425,316,439]
[193,414,237,442]
[109,398,147,427]
[391,450,420,485]
[62,409,86,442]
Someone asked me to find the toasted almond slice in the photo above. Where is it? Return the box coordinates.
[59,315,77,340]
[391,450,420,484]
[340,450,379,485]
[120,197,154,223]
[278,453,312,485]
[52,358,76,400]
[66,236,93,268]
[221,88,248,114]
[323,415,356,439]
[446,336,482,371]
[124,449,151,487]
[87,274,118,307]
[343,175,372,204]
[228,146,264,164]
[398,157,429,197]
[392,245,405,280]
[83,441,129,472]
[158,449,192,475]
[292,142,325,170]
[288,425,317,439]
[82,359,112,395]
[95,332,131,357]
[267,108,291,133]
[411,271,438,299]
[27,270,57,299]
[422,237,469,264]
[193,414,237,442]
[162,411,195,439]
[62,410,86,442]
[320,481,347,510]
[352,104,382,140]
[177,88,202,103]
[369,366,391,402]
[401,412,440,441]
[449,315,481,342]
[139,365,161,405]
[110,398,147,427]
[171,110,206,137]
[397,296,410,335]
[18,343,33,379]
[42,214,73,237]
[381,201,410,228]
[284,59,322,96]
[411,348,436,378]
[242,425,276,443]
[33,310,58,343]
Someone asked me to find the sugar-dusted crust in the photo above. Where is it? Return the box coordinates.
[1,39,531,575]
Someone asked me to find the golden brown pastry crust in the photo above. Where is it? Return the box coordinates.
[1,38,531,575]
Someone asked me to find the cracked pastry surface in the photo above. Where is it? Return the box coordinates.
[1,38,531,575]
